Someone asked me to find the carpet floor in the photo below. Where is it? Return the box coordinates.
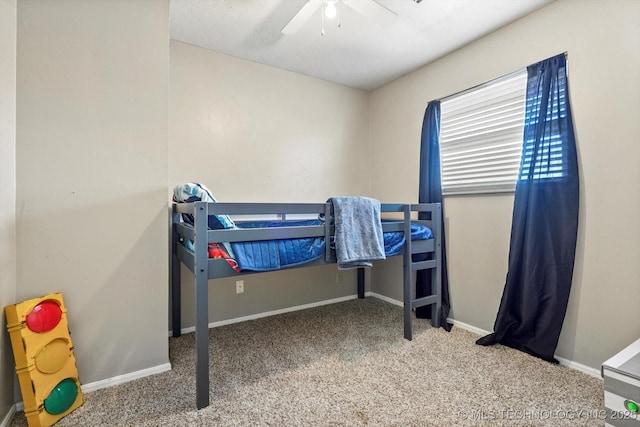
[11,298,604,426]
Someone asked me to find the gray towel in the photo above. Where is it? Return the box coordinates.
[330,197,386,270]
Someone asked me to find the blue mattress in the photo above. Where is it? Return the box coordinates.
[232,220,432,272]
[231,220,325,272]
[383,221,433,257]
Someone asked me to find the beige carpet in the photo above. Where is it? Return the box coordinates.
[11,298,604,426]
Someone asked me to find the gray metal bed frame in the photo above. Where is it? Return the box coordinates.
[171,201,442,410]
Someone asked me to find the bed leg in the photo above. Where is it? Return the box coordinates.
[430,266,441,329]
[194,270,209,409]
[403,278,413,340]
[194,202,210,410]
[171,206,182,338]
[403,300,413,341]
[171,253,181,338]
[357,268,365,299]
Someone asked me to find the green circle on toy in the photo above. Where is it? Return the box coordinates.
[44,378,78,415]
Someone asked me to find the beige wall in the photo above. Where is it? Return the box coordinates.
[169,41,372,203]
[15,0,170,386]
[369,0,640,369]
[169,41,369,328]
[0,0,17,417]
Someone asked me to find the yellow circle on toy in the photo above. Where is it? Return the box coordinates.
[35,338,70,374]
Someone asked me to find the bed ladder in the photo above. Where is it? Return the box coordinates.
[402,203,442,340]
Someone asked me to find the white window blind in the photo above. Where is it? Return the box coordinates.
[519,71,569,181]
[439,69,527,195]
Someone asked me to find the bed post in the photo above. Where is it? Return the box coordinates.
[171,205,182,338]
[324,202,332,262]
[193,201,210,409]
[402,204,413,340]
[431,203,442,328]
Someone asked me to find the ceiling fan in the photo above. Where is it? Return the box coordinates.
[281,0,398,35]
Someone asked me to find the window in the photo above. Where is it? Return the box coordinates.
[439,69,527,195]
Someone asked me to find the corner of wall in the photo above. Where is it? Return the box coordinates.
[0,0,18,421]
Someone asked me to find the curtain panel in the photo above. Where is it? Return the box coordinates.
[417,100,452,331]
[476,53,579,362]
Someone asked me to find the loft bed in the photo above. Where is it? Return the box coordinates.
[170,198,442,410]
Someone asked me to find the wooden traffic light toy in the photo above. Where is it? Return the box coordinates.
[5,292,83,427]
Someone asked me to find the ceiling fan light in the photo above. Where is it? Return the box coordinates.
[325,1,337,19]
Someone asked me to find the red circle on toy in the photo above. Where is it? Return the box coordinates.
[25,300,62,333]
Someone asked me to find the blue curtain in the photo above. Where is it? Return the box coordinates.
[476,53,579,362]
[416,100,452,331]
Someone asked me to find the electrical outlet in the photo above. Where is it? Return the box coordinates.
[236,280,244,294]
[335,272,340,284]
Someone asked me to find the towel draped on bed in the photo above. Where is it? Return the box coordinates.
[329,196,386,270]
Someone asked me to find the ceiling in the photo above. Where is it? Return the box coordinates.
[169,0,554,91]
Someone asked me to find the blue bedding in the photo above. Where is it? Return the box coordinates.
[232,220,325,272]
[232,220,433,272]
[383,221,433,257]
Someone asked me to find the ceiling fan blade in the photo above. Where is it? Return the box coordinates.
[345,0,397,27]
[281,0,323,35]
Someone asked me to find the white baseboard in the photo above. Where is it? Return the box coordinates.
[80,362,172,393]
[12,362,172,413]
[449,318,492,336]
[0,404,16,427]
[555,356,601,378]
[449,318,602,379]
[367,291,402,307]
[173,294,360,336]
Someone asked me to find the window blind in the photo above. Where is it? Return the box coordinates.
[439,69,527,195]
[519,70,569,181]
